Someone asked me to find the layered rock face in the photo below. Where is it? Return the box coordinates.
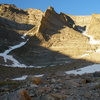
[70,15,91,26]
[0,4,100,67]
[87,14,100,40]
[0,4,43,30]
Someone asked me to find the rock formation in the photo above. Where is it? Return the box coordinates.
[0,4,100,67]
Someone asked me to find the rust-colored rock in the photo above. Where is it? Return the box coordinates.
[19,90,32,100]
[32,77,42,85]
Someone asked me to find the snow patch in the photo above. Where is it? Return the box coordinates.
[80,53,89,58]
[0,41,28,63]
[79,30,100,58]
[33,74,44,77]
[82,31,100,45]
[0,37,29,67]
[12,75,28,80]
[0,33,45,68]
[66,64,100,75]
[96,49,100,53]
[21,33,27,39]
[12,74,44,80]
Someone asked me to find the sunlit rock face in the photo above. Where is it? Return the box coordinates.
[0,4,100,67]
[87,14,100,40]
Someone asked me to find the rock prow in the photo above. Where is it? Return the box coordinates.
[37,6,76,41]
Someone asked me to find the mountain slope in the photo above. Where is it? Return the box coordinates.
[0,4,100,67]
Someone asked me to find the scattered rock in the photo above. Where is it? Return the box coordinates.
[32,77,42,85]
[47,93,68,100]
[93,72,100,77]
[19,90,32,100]
[0,72,100,100]
[84,92,91,98]
[80,79,91,84]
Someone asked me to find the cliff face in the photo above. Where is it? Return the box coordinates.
[0,4,100,67]
[70,15,91,26]
[0,4,43,29]
[0,4,43,51]
[87,14,100,40]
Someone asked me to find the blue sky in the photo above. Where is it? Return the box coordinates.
[0,0,100,15]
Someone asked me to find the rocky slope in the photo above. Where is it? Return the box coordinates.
[0,4,100,67]
[0,4,100,100]
[0,72,100,100]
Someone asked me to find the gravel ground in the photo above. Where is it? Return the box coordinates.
[0,71,100,100]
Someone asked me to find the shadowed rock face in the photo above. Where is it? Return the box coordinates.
[0,4,100,67]
[0,4,43,52]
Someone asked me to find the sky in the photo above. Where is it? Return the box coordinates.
[0,0,100,15]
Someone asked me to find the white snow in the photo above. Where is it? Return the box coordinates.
[80,53,89,58]
[0,41,28,63]
[12,75,28,80]
[66,64,100,75]
[21,33,27,39]
[0,37,29,67]
[79,30,100,58]
[96,49,100,53]
[12,74,44,80]
[33,74,44,77]
[4,55,27,67]
[82,31,100,45]
[0,33,46,68]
